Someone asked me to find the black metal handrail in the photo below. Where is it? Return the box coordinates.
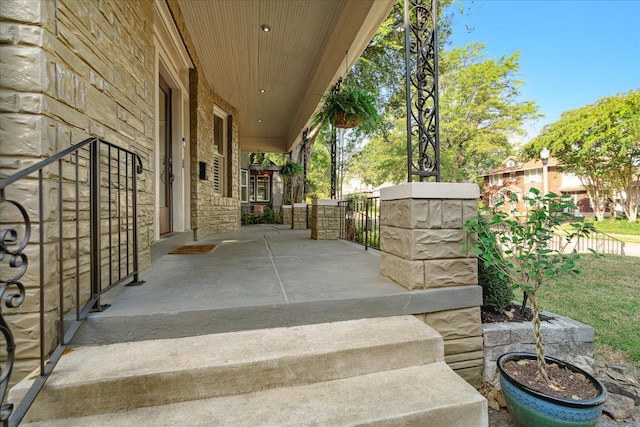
[338,197,380,250]
[0,137,143,426]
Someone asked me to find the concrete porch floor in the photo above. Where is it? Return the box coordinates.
[73,224,480,346]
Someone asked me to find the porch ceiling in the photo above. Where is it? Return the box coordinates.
[176,0,394,153]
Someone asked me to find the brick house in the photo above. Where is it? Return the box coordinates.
[480,156,594,215]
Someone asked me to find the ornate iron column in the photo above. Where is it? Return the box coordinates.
[302,129,309,197]
[404,0,441,182]
[329,78,342,199]
[330,128,337,199]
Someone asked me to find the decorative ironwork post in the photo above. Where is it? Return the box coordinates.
[330,128,337,199]
[329,78,342,199]
[0,190,29,426]
[302,129,309,197]
[404,0,441,182]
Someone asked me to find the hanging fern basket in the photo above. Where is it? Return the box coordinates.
[333,111,363,129]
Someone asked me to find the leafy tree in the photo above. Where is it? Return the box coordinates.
[523,90,640,221]
[439,44,540,182]
[353,43,540,185]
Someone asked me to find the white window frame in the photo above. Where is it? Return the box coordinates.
[250,175,271,202]
[525,168,543,183]
[240,169,249,203]
[213,107,228,196]
[489,174,502,187]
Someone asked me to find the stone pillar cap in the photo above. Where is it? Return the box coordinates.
[380,182,480,201]
[312,199,341,206]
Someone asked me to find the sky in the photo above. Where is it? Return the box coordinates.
[447,0,640,143]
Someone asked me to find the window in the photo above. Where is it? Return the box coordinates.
[489,174,502,187]
[249,175,271,202]
[509,172,517,183]
[212,110,227,195]
[240,170,249,203]
[524,168,542,183]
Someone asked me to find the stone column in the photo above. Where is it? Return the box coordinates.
[380,182,484,387]
[291,203,309,230]
[310,199,341,240]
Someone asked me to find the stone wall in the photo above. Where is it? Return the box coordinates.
[310,200,341,239]
[482,312,595,382]
[379,183,484,388]
[282,204,309,229]
[1,0,156,385]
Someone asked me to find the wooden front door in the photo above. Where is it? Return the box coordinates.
[159,75,173,235]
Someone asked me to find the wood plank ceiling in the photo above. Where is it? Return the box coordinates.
[176,0,394,153]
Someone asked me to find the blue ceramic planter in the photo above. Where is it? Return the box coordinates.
[497,352,607,427]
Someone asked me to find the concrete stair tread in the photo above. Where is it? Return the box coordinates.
[11,316,445,421]
[23,363,487,427]
[51,315,442,383]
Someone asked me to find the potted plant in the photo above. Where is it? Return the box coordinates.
[312,84,381,131]
[463,188,606,426]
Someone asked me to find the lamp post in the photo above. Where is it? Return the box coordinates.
[540,148,550,196]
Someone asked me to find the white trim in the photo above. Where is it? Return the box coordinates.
[153,0,192,241]
[154,0,192,70]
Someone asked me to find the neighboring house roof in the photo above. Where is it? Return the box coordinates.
[479,156,561,177]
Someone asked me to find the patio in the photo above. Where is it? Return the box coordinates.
[73,224,476,346]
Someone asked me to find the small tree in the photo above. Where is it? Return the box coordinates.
[463,188,594,382]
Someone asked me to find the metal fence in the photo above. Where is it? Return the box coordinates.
[0,138,143,426]
[338,197,380,250]
[549,229,625,256]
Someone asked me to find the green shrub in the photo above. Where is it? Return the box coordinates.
[478,257,513,313]
[241,207,282,225]
[473,216,513,313]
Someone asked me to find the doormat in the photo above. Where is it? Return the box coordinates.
[168,245,216,254]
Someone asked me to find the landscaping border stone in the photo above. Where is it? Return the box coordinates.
[482,309,595,382]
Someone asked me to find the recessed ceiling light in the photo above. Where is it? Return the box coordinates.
[261,24,271,32]
[259,89,265,93]
[258,119,262,123]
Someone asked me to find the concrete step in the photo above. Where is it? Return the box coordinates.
[11,316,446,422]
[22,363,488,427]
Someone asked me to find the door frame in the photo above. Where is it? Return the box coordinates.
[159,74,173,235]
[153,0,193,241]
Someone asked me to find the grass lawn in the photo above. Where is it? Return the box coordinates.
[513,255,640,368]
[588,218,640,236]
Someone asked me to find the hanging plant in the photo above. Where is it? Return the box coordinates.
[278,161,303,177]
[312,84,381,131]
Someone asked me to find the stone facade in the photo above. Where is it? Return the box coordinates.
[379,183,484,387]
[0,0,241,386]
[310,200,341,240]
[282,204,309,229]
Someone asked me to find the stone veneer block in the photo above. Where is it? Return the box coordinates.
[424,258,477,288]
[423,307,482,340]
[443,336,484,356]
[381,198,476,230]
[381,226,469,260]
[380,252,425,290]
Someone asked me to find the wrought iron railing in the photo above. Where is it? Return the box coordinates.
[0,138,143,426]
[338,197,380,250]
[549,229,625,256]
